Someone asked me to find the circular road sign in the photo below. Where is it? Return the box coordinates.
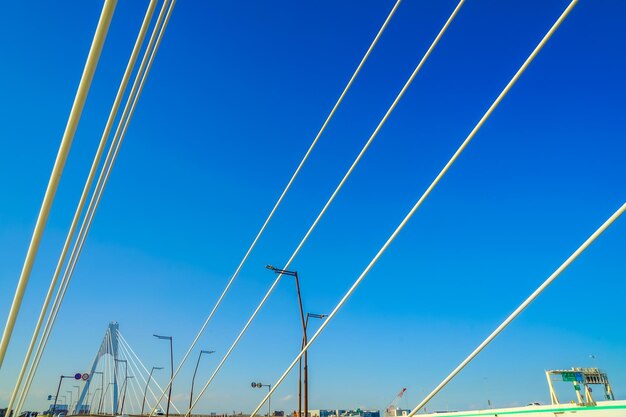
[82,373,89,381]
[74,373,82,380]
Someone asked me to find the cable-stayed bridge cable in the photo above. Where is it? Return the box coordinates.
[187,2,465,414]
[407,202,623,416]
[117,330,181,413]
[5,2,157,414]
[13,2,175,413]
[149,1,403,412]
[0,0,117,369]
[248,2,578,415]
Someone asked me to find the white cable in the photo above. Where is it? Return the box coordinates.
[117,331,181,413]
[14,1,175,410]
[117,336,159,411]
[0,0,117,369]
[187,2,465,415]
[117,331,175,411]
[248,2,578,416]
[149,1,404,412]
[5,3,157,414]
[407,203,624,416]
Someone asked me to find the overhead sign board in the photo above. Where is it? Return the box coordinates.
[562,372,583,382]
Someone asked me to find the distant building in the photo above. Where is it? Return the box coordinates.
[308,409,379,417]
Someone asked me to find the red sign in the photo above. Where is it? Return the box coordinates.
[81,373,89,381]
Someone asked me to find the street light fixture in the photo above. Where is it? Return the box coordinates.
[266,265,314,417]
[190,350,215,410]
[251,382,271,417]
[93,371,104,415]
[72,385,80,415]
[142,366,163,416]
[66,391,73,415]
[154,334,173,417]
[91,389,102,416]
[120,376,134,415]
[102,383,114,414]
[300,313,326,417]
[115,359,128,414]
[52,375,73,416]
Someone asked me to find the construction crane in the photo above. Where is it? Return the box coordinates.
[385,388,407,417]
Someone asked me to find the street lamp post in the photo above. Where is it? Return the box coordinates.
[190,350,215,410]
[101,383,114,415]
[154,334,173,417]
[120,376,134,415]
[115,359,128,415]
[73,385,80,414]
[52,376,73,416]
[301,313,326,417]
[66,391,73,415]
[267,265,318,417]
[91,389,102,415]
[251,382,271,417]
[93,372,104,415]
[142,366,163,417]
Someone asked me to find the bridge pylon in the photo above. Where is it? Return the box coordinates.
[75,321,120,414]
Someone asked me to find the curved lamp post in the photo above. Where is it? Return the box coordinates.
[154,334,173,417]
[190,350,215,410]
[101,383,114,414]
[120,375,134,415]
[142,366,163,416]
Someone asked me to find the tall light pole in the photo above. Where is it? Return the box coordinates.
[91,389,102,415]
[190,350,215,411]
[73,385,80,414]
[120,375,134,415]
[301,313,326,417]
[251,382,271,417]
[142,366,163,417]
[93,372,104,415]
[266,266,307,417]
[52,375,73,416]
[115,359,128,415]
[67,391,73,415]
[154,334,173,417]
[102,383,114,415]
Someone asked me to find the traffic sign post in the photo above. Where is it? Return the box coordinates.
[82,373,89,381]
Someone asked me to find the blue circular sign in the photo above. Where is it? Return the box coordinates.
[74,373,82,380]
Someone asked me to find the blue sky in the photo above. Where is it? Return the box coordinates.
[0,0,625,414]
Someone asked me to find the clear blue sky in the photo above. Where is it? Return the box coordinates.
[1,0,625,414]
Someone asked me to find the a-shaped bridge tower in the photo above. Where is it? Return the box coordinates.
[75,322,120,414]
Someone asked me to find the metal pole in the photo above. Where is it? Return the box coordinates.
[142,367,159,417]
[190,351,214,412]
[52,376,68,416]
[96,372,104,415]
[73,386,80,414]
[120,376,133,415]
[293,274,306,417]
[101,383,113,415]
[67,391,73,415]
[167,338,173,417]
